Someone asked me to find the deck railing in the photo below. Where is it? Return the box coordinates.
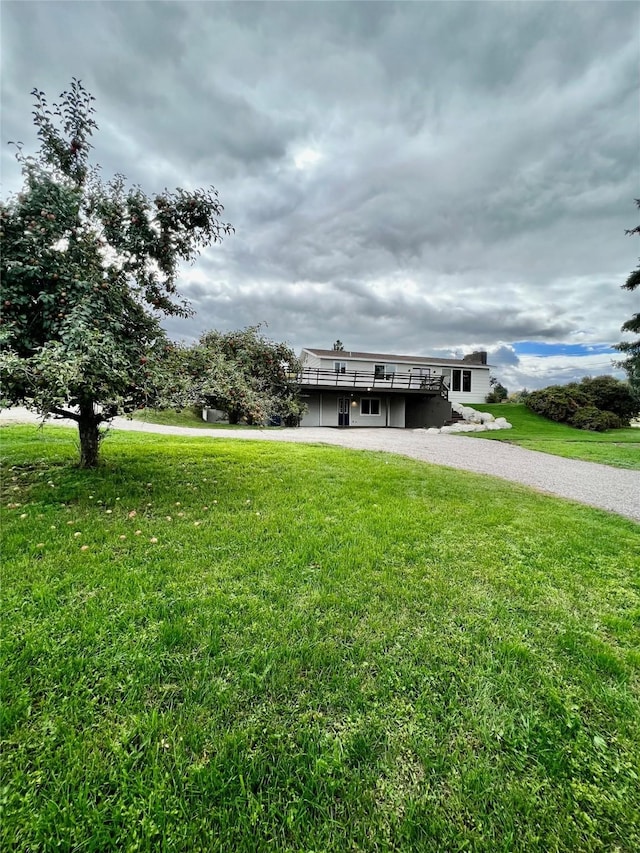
[295,368,448,398]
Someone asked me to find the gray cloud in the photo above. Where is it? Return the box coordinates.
[2,1,638,389]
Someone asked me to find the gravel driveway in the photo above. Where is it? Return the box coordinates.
[2,408,639,522]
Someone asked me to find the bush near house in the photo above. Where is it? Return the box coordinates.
[525,376,637,431]
[485,375,508,403]
[179,325,305,426]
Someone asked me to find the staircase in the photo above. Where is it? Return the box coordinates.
[443,410,465,427]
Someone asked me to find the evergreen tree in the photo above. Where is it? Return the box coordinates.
[615,200,640,402]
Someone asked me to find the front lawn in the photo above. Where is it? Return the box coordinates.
[2,425,639,851]
[466,404,640,469]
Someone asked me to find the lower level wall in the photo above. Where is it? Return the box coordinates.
[404,396,452,428]
[346,396,386,427]
[299,392,449,428]
[301,392,389,427]
[300,395,321,426]
[389,397,405,428]
[202,408,228,423]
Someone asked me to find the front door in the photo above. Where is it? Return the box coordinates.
[337,397,350,427]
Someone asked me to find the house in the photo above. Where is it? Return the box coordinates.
[296,348,491,428]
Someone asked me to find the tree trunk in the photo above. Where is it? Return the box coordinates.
[78,405,102,468]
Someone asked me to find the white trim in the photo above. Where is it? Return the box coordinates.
[451,368,472,393]
[360,397,381,416]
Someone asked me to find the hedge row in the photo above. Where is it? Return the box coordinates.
[525,376,636,431]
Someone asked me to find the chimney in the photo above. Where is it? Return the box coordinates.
[462,351,488,365]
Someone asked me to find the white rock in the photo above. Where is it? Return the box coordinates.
[430,404,512,434]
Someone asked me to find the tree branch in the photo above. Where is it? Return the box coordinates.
[49,406,80,422]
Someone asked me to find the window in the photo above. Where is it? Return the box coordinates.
[360,398,380,416]
[374,364,396,380]
[334,361,346,374]
[452,369,472,392]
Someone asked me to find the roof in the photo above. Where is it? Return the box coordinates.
[301,348,490,368]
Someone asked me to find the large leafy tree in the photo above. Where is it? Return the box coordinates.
[181,325,305,425]
[0,80,232,466]
[615,199,640,403]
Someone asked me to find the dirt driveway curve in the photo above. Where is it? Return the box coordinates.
[2,409,639,522]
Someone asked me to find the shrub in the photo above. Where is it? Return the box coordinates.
[486,389,506,403]
[486,378,508,403]
[525,379,632,430]
[526,384,591,423]
[570,407,623,432]
[602,410,624,429]
[579,376,637,421]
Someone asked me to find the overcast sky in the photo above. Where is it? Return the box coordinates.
[2,1,638,390]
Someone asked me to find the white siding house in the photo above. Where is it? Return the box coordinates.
[296,348,491,429]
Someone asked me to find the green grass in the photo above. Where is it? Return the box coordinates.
[464,404,640,469]
[131,407,264,429]
[2,424,639,852]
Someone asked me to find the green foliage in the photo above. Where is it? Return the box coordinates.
[0,79,232,465]
[569,406,622,432]
[614,200,640,401]
[579,375,637,420]
[486,375,508,403]
[525,376,636,431]
[179,325,305,425]
[526,383,590,423]
[2,426,639,851]
[507,388,530,403]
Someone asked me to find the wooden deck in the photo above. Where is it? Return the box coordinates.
[295,368,449,398]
